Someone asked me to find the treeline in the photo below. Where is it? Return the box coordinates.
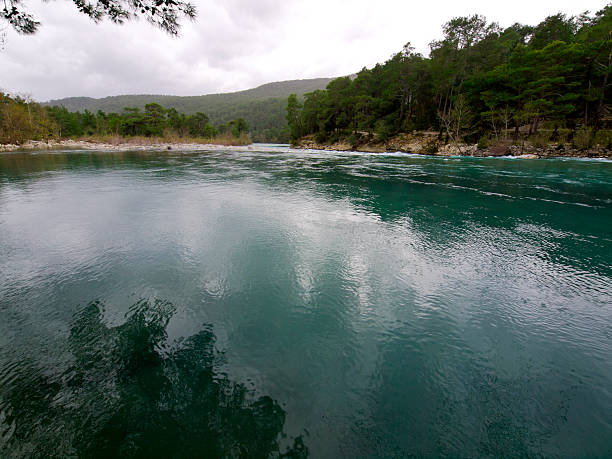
[0,96,250,144]
[287,6,612,149]
[46,103,248,139]
[47,98,288,144]
[0,93,57,144]
[44,79,335,144]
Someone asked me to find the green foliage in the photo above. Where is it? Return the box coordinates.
[229,117,248,137]
[45,78,333,143]
[0,92,57,144]
[287,5,612,149]
[531,132,552,149]
[374,118,395,142]
[529,14,576,49]
[286,94,303,142]
[0,95,252,144]
[2,0,196,35]
[594,130,612,149]
[477,136,490,149]
[573,128,594,150]
[45,104,248,141]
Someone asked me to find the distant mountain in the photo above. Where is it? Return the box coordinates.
[44,78,334,142]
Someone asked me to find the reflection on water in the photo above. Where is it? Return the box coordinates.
[0,299,306,457]
[1,148,612,457]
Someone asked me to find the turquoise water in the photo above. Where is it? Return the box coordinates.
[1,146,611,457]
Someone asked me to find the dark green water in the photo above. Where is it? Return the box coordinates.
[1,145,611,458]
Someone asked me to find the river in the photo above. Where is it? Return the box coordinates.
[1,145,611,457]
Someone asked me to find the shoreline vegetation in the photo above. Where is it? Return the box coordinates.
[0,135,251,153]
[0,94,252,151]
[3,7,611,160]
[42,79,335,144]
[286,6,612,161]
[294,131,612,159]
[2,136,611,161]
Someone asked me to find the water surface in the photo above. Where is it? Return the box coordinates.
[1,146,611,457]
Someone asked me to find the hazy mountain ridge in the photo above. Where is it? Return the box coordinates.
[43,78,333,141]
[44,78,334,111]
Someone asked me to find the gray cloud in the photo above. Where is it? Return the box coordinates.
[0,0,606,101]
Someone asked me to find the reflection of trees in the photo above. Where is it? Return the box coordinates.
[0,151,165,181]
[0,299,307,457]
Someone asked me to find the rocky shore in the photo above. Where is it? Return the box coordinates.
[295,133,612,159]
[0,139,250,153]
[2,136,611,160]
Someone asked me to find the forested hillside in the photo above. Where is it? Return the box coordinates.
[45,78,333,142]
[287,6,612,154]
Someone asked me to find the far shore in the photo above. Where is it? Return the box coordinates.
[0,139,252,153]
[1,138,611,161]
[294,133,612,160]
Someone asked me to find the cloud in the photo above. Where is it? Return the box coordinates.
[0,0,606,101]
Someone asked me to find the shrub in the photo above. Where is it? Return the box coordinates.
[572,128,593,151]
[531,132,551,149]
[314,131,327,144]
[374,119,395,142]
[594,130,612,150]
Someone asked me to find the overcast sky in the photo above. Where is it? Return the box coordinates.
[0,0,608,101]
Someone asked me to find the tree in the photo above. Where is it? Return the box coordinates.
[285,5,612,149]
[47,105,82,137]
[143,102,166,136]
[230,117,248,137]
[119,106,145,136]
[438,94,472,152]
[286,93,303,142]
[529,14,576,49]
[2,0,196,35]
[0,92,57,143]
[188,111,209,136]
[167,107,188,137]
[301,89,328,137]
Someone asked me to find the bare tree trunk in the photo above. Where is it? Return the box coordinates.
[585,80,591,126]
[513,123,519,143]
[504,106,509,142]
[442,89,449,119]
[438,98,466,155]
[490,112,498,141]
[594,51,611,132]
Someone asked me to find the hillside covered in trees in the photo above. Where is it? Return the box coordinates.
[287,6,612,155]
[44,78,333,143]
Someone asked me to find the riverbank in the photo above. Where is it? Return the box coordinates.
[0,136,251,153]
[3,135,611,160]
[295,133,612,159]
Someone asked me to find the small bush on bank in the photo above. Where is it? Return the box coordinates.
[477,136,489,150]
[314,131,327,144]
[531,132,551,149]
[573,128,593,151]
[594,130,612,150]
